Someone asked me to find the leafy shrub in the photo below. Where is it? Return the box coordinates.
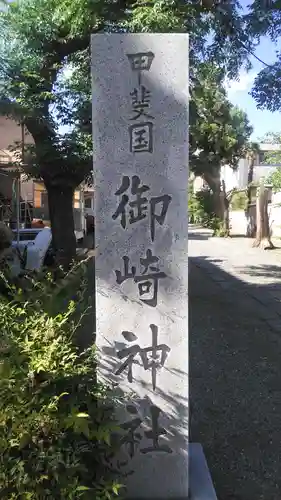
[266,167,281,193]
[0,271,123,500]
[189,187,231,236]
[189,188,216,227]
[0,222,12,253]
[230,190,247,211]
[1,256,90,317]
[210,217,229,237]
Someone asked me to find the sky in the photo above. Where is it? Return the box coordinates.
[225,38,281,141]
[225,1,281,141]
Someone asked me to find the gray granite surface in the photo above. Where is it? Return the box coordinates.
[91,33,189,498]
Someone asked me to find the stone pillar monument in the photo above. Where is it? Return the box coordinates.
[92,33,189,499]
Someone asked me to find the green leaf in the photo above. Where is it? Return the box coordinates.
[39,475,49,483]
[112,483,123,495]
[76,486,90,491]
[19,432,30,449]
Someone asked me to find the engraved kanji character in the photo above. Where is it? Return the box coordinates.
[120,404,142,458]
[115,324,170,391]
[134,249,167,307]
[129,122,153,153]
[127,52,155,72]
[130,85,154,120]
[141,405,172,454]
[112,175,150,228]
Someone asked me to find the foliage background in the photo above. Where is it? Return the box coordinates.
[0,265,123,500]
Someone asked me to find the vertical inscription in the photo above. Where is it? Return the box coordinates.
[110,49,175,456]
[92,33,189,495]
[127,52,155,153]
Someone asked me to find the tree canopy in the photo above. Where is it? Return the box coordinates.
[245,0,281,111]
[0,0,257,262]
[260,133,281,166]
[266,167,281,192]
[190,64,253,192]
[259,132,281,193]
[0,0,254,179]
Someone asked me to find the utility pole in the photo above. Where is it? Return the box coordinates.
[16,171,20,246]
[16,122,25,245]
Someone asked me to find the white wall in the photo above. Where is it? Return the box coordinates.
[229,192,281,238]
[253,165,277,183]
[229,210,248,235]
[20,178,34,202]
[237,159,249,188]
[221,162,281,191]
[221,164,239,191]
[194,154,281,194]
[193,176,204,192]
[221,159,250,191]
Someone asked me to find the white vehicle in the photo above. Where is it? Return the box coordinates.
[8,227,86,277]
[10,227,53,275]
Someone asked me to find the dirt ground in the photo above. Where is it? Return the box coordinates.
[189,228,281,500]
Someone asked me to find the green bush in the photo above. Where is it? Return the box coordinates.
[230,190,247,211]
[266,167,281,193]
[210,217,229,237]
[1,257,90,318]
[0,272,123,500]
[189,188,216,227]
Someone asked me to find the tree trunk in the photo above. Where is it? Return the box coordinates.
[246,208,256,238]
[203,172,229,236]
[214,189,224,219]
[247,158,254,186]
[252,185,274,250]
[203,171,223,218]
[221,180,230,236]
[246,159,255,237]
[47,185,77,268]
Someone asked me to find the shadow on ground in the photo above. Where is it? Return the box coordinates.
[188,230,212,241]
[236,263,281,281]
[189,255,281,500]
[81,235,281,499]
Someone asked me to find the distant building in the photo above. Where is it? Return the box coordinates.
[0,116,93,238]
[193,143,281,193]
[84,186,94,217]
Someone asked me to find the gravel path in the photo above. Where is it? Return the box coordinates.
[189,227,281,500]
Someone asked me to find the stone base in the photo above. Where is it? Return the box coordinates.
[189,443,217,500]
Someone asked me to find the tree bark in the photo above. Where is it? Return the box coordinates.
[247,158,255,186]
[221,180,230,236]
[253,185,274,250]
[203,172,230,235]
[245,204,256,238]
[203,171,223,218]
[246,158,255,237]
[47,185,77,268]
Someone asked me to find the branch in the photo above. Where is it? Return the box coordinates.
[47,21,105,61]
[226,188,237,201]
[49,34,92,60]
[0,97,24,122]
